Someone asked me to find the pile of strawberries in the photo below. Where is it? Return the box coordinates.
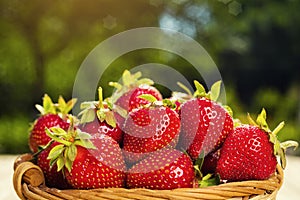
[28,70,298,190]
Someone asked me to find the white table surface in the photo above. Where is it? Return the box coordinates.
[1,154,299,199]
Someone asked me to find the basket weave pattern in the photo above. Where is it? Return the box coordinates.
[13,154,283,200]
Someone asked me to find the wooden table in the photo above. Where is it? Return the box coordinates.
[1,155,299,199]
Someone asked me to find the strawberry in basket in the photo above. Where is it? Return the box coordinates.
[43,122,126,189]
[78,87,123,144]
[37,141,72,189]
[122,97,181,165]
[216,108,298,181]
[177,80,234,160]
[109,70,162,128]
[29,94,77,153]
[126,148,195,189]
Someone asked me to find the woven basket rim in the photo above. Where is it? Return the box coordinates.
[13,154,283,200]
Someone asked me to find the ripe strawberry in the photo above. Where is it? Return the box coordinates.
[46,126,126,189]
[122,104,180,165]
[126,148,195,189]
[29,94,77,152]
[78,87,123,144]
[216,109,298,181]
[201,149,221,175]
[178,81,233,160]
[37,142,71,189]
[109,70,162,127]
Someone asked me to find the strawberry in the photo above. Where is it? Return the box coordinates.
[122,103,180,165]
[37,141,71,189]
[109,70,162,127]
[29,94,77,152]
[126,148,195,189]
[46,125,126,189]
[78,87,123,144]
[201,149,221,175]
[177,81,233,160]
[216,109,298,181]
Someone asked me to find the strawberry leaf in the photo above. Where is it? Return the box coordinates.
[132,71,142,80]
[256,108,270,132]
[96,110,106,122]
[35,104,45,115]
[56,155,65,172]
[58,96,67,111]
[64,98,77,114]
[136,78,154,86]
[42,94,56,114]
[223,105,233,117]
[49,127,67,136]
[279,140,298,169]
[80,109,96,124]
[105,111,117,128]
[122,70,132,86]
[138,94,157,103]
[109,81,123,91]
[199,174,220,187]
[77,130,93,140]
[113,105,128,119]
[194,80,206,97]
[67,144,77,162]
[247,113,257,126]
[48,144,65,160]
[65,157,72,172]
[280,140,299,151]
[210,80,221,101]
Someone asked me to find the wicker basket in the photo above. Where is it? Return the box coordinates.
[13,154,283,200]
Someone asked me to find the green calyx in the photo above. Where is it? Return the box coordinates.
[79,87,117,128]
[45,118,96,172]
[193,151,220,187]
[247,108,298,169]
[109,70,154,90]
[193,80,222,102]
[175,80,223,102]
[138,94,179,110]
[35,94,77,117]
[109,70,154,104]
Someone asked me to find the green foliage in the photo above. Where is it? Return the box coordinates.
[0,116,30,154]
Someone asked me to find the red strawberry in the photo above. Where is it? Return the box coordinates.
[126,148,195,189]
[178,81,233,160]
[46,126,126,189]
[29,94,76,152]
[78,87,123,144]
[122,104,180,165]
[109,70,162,127]
[37,142,71,189]
[201,149,221,175]
[216,109,298,181]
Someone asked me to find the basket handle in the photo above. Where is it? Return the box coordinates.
[13,160,45,200]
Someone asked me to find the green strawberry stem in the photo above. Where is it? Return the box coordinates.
[98,87,104,109]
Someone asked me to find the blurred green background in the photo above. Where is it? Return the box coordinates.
[0,0,299,154]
